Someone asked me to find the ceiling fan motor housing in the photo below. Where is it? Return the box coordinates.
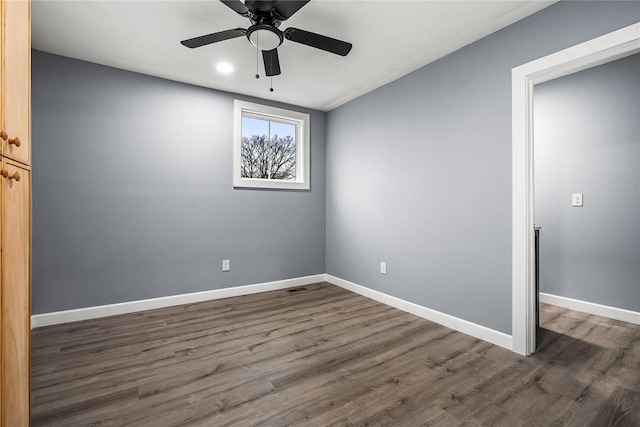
[247,24,283,51]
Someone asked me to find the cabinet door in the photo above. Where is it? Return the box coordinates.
[1,158,30,426]
[0,2,4,421]
[0,0,4,159]
[0,160,3,426]
[2,0,30,165]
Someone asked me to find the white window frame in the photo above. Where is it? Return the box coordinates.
[234,100,310,190]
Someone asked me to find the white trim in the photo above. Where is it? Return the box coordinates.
[511,23,640,356]
[325,275,512,351]
[233,100,310,190]
[540,293,640,326]
[31,274,325,329]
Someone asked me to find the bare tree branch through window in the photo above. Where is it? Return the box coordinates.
[241,134,296,180]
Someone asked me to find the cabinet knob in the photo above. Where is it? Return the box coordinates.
[0,131,21,147]
[0,169,20,181]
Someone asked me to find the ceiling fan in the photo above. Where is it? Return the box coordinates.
[180,0,353,78]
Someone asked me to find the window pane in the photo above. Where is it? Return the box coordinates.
[242,116,268,141]
[241,116,297,181]
[270,121,295,140]
[268,121,296,181]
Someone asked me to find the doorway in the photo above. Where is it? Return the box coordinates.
[534,53,640,351]
[511,22,640,356]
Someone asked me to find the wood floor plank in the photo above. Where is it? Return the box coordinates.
[31,285,640,426]
[589,386,640,427]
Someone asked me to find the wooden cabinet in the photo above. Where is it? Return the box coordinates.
[0,159,30,426]
[0,0,31,425]
[1,0,30,165]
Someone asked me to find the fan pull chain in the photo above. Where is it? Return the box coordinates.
[255,33,260,79]
[269,52,274,92]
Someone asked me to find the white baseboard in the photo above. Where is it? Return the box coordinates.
[32,273,516,352]
[31,274,326,329]
[325,274,513,351]
[540,293,640,325]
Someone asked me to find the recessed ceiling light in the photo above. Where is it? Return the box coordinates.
[216,62,233,74]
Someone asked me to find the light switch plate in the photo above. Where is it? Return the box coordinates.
[380,262,387,275]
[222,259,230,272]
[572,193,583,207]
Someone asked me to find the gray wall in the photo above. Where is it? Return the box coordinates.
[534,54,640,311]
[325,1,640,334]
[31,51,326,314]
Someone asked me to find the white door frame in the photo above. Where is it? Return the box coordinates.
[511,23,640,356]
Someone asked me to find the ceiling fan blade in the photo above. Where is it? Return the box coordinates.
[262,48,281,76]
[219,0,251,16]
[272,1,310,20]
[284,28,352,56]
[181,28,246,49]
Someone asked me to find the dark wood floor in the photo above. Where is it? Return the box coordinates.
[31,283,640,426]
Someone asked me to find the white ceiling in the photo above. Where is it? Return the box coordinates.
[32,0,554,112]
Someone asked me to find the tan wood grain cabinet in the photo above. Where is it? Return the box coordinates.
[1,0,31,425]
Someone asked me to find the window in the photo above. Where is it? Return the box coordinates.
[234,100,310,190]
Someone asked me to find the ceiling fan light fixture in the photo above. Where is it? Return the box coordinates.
[247,24,283,51]
[216,62,234,74]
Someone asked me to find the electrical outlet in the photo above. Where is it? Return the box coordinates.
[222,259,230,272]
[380,262,387,275]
